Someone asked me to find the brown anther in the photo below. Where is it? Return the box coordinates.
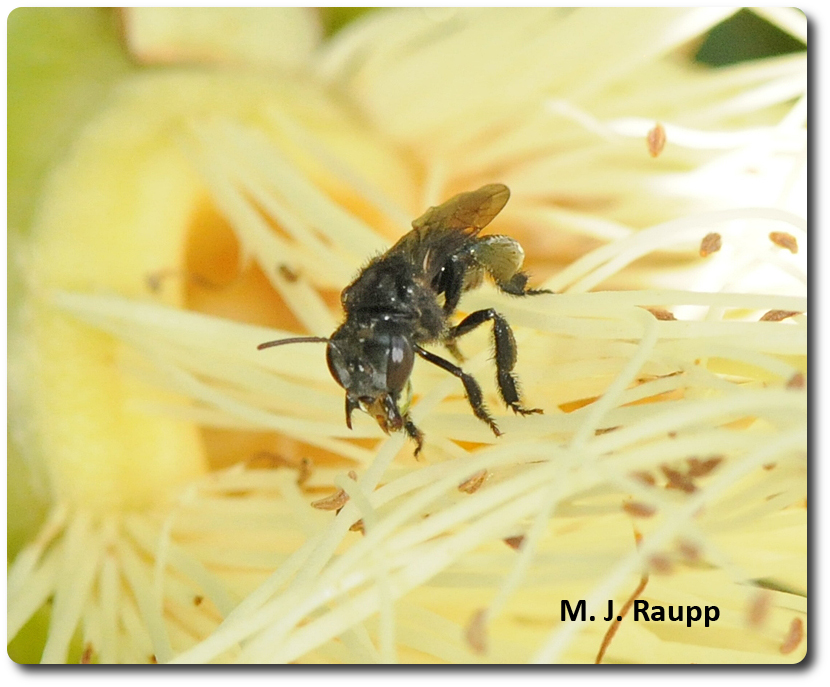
[747,591,772,629]
[645,307,676,321]
[278,263,300,282]
[294,458,311,487]
[350,519,365,534]
[786,372,805,390]
[760,310,801,322]
[623,501,656,518]
[193,595,204,607]
[312,471,358,510]
[648,554,673,574]
[595,426,620,436]
[699,232,722,257]
[678,539,701,562]
[780,617,804,654]
[145,271,165,293]
[458,469,488,494]
[311,489,349,511]
[647,122,667,158]
[769,231,799,254]
[149,654,158,664]
[503,536,525,550]
[630,471,656,487]
[80,643,94,664]
[660,465,696,493]
[465,609,488,655]
[686,456,722,478]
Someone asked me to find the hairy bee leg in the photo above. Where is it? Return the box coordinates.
[445,339,465,362]
[414,346,502,437]
[436,255,467,315]
[469,236,553,296]
[497,271,554,296]
[404,417,425,457]
[448,309,543,416]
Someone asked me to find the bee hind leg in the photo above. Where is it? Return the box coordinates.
[471,236,553,296]
[448,309,543,416]
[498,271,554,296]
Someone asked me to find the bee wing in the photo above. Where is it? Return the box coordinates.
[412,183,510,234]
[389,184,511,280]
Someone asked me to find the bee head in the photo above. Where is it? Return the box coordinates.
[326,322,415,434]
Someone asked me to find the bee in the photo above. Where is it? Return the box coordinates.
[258,184,550,455]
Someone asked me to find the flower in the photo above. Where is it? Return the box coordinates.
[8,7,807,664]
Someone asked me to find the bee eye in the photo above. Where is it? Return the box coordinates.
[386,336,414,393]
[326,343,350,389]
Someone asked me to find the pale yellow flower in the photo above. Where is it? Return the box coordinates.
[8,8,806,664]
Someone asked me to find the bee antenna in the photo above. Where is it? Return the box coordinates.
[257,336,330,350]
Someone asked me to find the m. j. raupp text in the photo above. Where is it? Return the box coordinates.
[561,599,720,628]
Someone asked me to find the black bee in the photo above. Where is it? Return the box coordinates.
[258,184,550,455]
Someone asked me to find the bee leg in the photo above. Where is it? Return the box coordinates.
[438,255,467,315]
[498,271,554,296]
[470,236,553,296]
[404,416,425,458]
[444,339,465,362]
[414,346,502,437]
[448,309,543,416]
